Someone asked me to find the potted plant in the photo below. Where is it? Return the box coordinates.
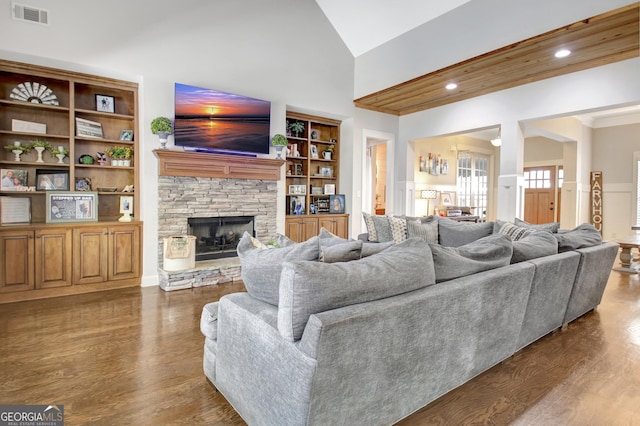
[287,120,305,137]
[4,141,31,162]
[322,144,334,160]
[28,140,51,163]
[106,146,130,166]
[49,146,69,164]
[151,117,173,149]
[271,134,288,159]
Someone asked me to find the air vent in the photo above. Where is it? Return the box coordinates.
[11,2,49,25]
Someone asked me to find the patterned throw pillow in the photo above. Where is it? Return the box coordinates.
[406,219,438,244]
[388,216,408,243]
[497,222,535,241]
[362,212,393,242]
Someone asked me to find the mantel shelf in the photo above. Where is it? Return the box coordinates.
[154,149,284,181]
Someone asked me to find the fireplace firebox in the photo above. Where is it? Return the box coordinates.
[188,216,255,261]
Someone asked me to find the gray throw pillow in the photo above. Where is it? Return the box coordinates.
[237,232,320,305]
[362,212,393,242]
[320,240,363,263]
[429,233,513,282]
[278,238,436,341]
[438,218,494,247]
[554,223,603,252]
[406,219,438,244]
[514,217,560,233]
[511,231,558,263]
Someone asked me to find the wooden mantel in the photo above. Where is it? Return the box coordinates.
[154,149,284,180]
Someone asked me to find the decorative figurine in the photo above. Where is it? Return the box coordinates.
[96,152,107,166]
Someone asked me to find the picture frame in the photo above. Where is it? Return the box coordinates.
[329,194,345,214]
[323,183,336,195]
[76,117,103,139]
[120,195,133,214]
[319,166,333,178]
[96,94,115,113]
[310,129,320,140]
[1,169,28,191]
[36,169,69,191]
[75,176,92,191]
[289,195,305,215]
[311,186,323,195]
[120,130,134,141]
[310,144,319,159]
[441,192,455,206]
[46,191,98,223]
[288,184,306,195]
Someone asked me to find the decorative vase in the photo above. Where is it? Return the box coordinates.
[157,132,169,150]
[323,151,332,160]
[12,150,23,162]
[56,154,66,164]
[275,145,284,160]
[34,146,45,163]
[123,159,131,167]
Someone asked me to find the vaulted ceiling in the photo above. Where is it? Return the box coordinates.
[350,3,639,116]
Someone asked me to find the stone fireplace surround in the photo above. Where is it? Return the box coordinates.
[155,150,282,291]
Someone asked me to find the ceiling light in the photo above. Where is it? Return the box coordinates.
[555,49,571,58]
[445,83,457,90]
[490,128,502,147]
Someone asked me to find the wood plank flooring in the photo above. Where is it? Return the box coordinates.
[0,271,638,425]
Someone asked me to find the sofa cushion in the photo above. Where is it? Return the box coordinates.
[406,219,438,244]
[511,231,558,263]
[360,241,395,257]
[200,302,219,340]
[278,238,436,341]
[430,233,513,282]
[438,218,494,247]
[320,240,363,263]
[237,232,320,305]
[388,215,408,243]
[554,223,603,252]
[494,220,535,241]
[362,212,393,242]
[514,217,560,233]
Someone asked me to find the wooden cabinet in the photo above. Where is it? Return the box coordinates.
[284,112,348,239]
[0,60,142,303]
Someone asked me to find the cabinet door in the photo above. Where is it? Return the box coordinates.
[73,227,108,285]
[285,217,319,242]
[0,230,34,293]
[35,228,72,289]
[318,215,349,238]
[109,225,140,281]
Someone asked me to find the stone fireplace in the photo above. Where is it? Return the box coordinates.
[155,150,283,291]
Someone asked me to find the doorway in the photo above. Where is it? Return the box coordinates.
[523,166,557,223]
[362,130,394,218]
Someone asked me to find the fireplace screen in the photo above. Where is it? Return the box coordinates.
[188,216,255,261]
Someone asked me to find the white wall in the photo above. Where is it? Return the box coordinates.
[1,0,355,285]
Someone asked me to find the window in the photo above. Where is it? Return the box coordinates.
[524,169,552,189]
[457,152,488,220]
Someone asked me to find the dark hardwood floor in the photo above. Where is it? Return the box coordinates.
[1,270,638,425]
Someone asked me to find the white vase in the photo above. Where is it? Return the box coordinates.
[56,154,66,164]
[12,150,23,162]
[157,132,169,150]
[34,146,45,163]
[123,159,131,167]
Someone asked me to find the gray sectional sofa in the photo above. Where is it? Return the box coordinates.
[200,217,619,426]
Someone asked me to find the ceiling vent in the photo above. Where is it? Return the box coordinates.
[11,2,49,25]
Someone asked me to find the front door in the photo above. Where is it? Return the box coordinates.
[524,167,556,224]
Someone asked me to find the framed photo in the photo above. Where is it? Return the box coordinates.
[36,169,69,191]
[310,144,319,159]
[75,176,92,191]
[1,169,28,191]
[120,130,134,141]
[96,94,115,113]
[324,184,336,195]
[329,194,345,214]
[311,186,323,195]
[46,191,98,223]
[289,195,305,215]
[76,117,103,138]
[120,195,133,214]
[441,192,455,206]
[319,166,333,177]
[288,184,306,195]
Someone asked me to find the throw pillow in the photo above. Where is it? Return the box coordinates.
[278,238,436,341]
[438,218,494,247]
[388,215,408,243]
[514,217,560,233]
[320,240,363,263]
[554,223,603,252]
[406,219,438,244]
[237,232,320,305]
[496,222,535,241]
[429,233,513,282]
[362,212,393,242]
[511,231,558,263]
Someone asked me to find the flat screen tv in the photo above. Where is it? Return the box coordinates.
[174,83,271,155]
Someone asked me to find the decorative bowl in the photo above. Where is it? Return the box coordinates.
[97,187,117,192]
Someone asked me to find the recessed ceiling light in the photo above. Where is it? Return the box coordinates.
[555,49,571,58]
[445,83,457,90]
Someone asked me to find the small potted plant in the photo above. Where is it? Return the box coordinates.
[4,141,31,162]
[28,140,51,163]
[322,144,334,160]
[271,134,288,159]
[106,146,128,166]
[287,120,305,137]
[151,117,173,149]
[49,146,69,164]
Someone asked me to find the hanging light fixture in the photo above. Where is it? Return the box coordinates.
[490,128,502,147]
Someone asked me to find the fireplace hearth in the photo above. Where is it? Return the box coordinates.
[188,216,255,261]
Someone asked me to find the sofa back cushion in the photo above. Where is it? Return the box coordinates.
[554,223,603,252]
[511,231,558,263]
[278,238,436,341]
[430,233,513,282]
[514,217,560,233]
[237,232,320,306]
[438,218,494,247]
